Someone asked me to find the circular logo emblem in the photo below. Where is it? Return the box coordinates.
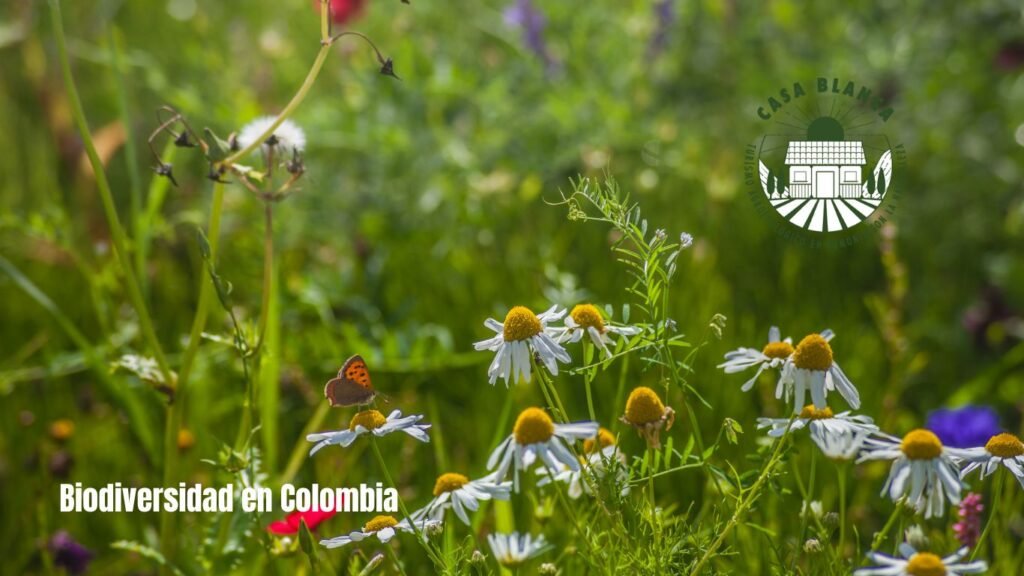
[745,77,905,243]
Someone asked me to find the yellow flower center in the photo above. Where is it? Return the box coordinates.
[177,429,196,450]
[762,340,795,359]
[433,473,470,496]
[798,405,834,420]
[905,552,946,576]
[570,304,606,333]
[49,419,75,441]
[503,306,543,341]
[349,409,387,431]
[985,432,1024,458]
[624,387,666,425]
[362,515,399,533]
[583,427,616,454]
[513,407,555,445]
[900,429,943,460]
[792,334,833,371]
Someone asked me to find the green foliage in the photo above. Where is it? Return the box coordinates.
[2,0,1023,574]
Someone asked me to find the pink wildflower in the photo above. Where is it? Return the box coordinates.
[953,492,984,548]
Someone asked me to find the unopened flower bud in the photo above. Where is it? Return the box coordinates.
[904,525,929,551]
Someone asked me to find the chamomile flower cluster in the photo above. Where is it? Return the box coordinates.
[721,324,1007,573]
[719,327,860,412]
[295,298,646,571]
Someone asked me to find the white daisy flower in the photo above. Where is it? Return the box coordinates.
[718,325,795,392]
[757,404,878,460]
[487,407,598,492]
[854,543,987,575]
[320,514,439,549]
[416,472,512,525]
[777,330,861,412]
[474,305,571,386]
[536,427,628,498]
[958,432,1024,488]
[857,429,965,518]
[486,532,552,567]
[236,116,306,156]
[554,303,641,358]
[307,409,430,455]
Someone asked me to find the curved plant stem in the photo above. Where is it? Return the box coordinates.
[219,22,332,167]
[369,438,445,568]
[970,474,1003,561]
[157,183,225,563]
[252,202,275,355]
[48,0,173,393]
[582,342,597,422]
[647,446,657,508]
[837,462,848,557]
[278,401,330,485]
[870,500,903,552]
[386,544,409,576]
[689,423,793,576]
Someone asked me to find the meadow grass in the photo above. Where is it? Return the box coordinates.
[2,0,1024,574]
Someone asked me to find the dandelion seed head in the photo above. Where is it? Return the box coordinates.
[900,429,943,460]
[984,432,1024,457]
[514,407,555,444]
[362,515,398,533]
[237,116,306,155]
[792,334,833,371]
[905,552,946,576]
[583,427,616,454]
[570,304,606,333]
[624,386,666,425]
[799,405,834,420]
[503,306,543,341]
[349,409,387,432]
[432,472,470,496]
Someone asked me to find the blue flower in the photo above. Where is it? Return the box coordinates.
[926,406,1002,449]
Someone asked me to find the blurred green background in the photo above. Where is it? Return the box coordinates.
[2,0,1024,573]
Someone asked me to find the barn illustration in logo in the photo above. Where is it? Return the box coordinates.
[756,103,894,233]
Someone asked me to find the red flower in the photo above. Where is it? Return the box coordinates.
[326,0,367,25]
[267,507,337,535]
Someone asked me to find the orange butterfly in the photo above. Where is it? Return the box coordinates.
[324,355,378,407]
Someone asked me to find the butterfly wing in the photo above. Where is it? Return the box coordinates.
[324,355,377,407]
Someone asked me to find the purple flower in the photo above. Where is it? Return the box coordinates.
[49,531,93,575]
[648,0,675,59]
[503,0,557,71]
[953,492,984,548]
[925,406,1002,449]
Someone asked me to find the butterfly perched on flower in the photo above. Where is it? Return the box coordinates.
[324,355,380,407]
